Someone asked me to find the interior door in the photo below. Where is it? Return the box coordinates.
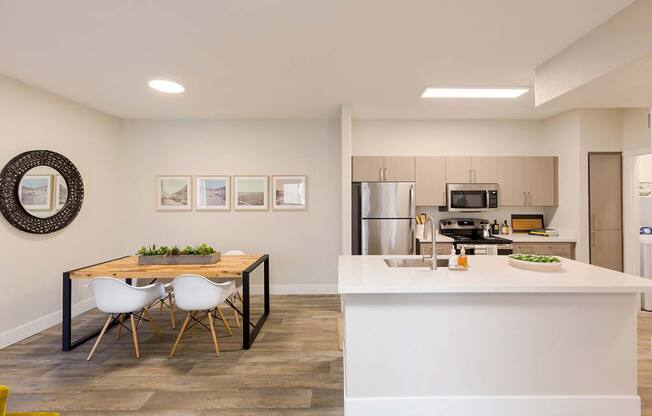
[361,219,415,255]
[589,154,622,230]
[471,157,497,183]
[589,153,622,271]
[352,156,384,182]
[496,157,527,206]
[446,157,472,183]
[415,156,446,206]
[383,157,415,181]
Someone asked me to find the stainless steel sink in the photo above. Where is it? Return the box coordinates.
[384,258,449,268]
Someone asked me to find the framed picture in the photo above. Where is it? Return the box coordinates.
[18,175,52,211]
[156,176,192,210]
[272,175,307,210]
[55,175,68,209]
[233,176,268,210]
[195,176,230,211]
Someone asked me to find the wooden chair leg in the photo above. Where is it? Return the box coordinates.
[130,314,140,359]
[232,304,240,328]
[87,315,113,361]
[188,312,196,338]
[207,309,220,356]
[216,306,233,336]
[159,299,164,314]
[168,293,176,329]
[169,312,192,358]
[116,314,124,341]
[142,308,162,338]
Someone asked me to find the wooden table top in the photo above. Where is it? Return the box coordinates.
[69,255,264,279]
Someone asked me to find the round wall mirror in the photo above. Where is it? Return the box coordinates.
[0,150,83,234]
[18,166,68,218]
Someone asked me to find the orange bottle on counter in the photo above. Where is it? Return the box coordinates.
[457,247,468,271]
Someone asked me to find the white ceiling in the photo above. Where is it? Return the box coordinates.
[0,0,636,119]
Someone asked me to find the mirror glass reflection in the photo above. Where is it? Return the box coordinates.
[18,166,68,218]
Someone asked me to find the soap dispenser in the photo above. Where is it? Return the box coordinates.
[448,247,458,270]
[457,247,468,271]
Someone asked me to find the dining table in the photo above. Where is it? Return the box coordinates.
[61,254,269,351]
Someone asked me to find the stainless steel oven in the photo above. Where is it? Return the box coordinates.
[447,183,498,212]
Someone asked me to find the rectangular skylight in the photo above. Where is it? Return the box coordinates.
[421,88,529,98]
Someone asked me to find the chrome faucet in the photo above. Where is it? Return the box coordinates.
[422,214,438,270]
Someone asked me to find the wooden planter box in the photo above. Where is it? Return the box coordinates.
[138,252,221,265]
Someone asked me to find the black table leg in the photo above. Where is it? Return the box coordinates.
[241,254,270,350]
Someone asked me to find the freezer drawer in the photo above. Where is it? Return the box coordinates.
[362,219,415,255]
[361,182,415,219]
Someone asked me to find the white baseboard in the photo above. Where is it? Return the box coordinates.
[251,284,338,295]
[345,395,640,416]
[0,297,96,350]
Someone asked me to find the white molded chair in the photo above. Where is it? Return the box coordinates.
[169,274,236,357]
[224,250,246,327]
[87,278,164,360]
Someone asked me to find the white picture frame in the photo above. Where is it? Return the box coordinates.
[195,176,230,211]
[55,175,68,210]
[156,176,192,211]
[18,175,52,211]
[272,175,307,210]
[233,176,268,210]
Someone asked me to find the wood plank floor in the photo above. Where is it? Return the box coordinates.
[1,295,343,415]
[5,296,652,415]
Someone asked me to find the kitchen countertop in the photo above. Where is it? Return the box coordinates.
[418,230,577,244]
[338,254,652,294]
[416,234,454,243]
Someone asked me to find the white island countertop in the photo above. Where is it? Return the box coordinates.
[338,255,652,294]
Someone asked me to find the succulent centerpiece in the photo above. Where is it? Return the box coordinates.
[136,243,220,265]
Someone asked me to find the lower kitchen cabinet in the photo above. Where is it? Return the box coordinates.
[512,242,576,260]
[417,242,453,256]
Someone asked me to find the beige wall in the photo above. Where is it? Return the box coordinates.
[118,120,341,291]
[0,75,123,348]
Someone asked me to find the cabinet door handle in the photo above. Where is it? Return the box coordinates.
[384,168,388,181]
[379,167,383,181]
[523,191,527,206]
[442,191,446,205]
[473,169,477,183]
[468,169,472,183]
[591,214,597,229]
[528,192,532,206]
[591,232,597,247]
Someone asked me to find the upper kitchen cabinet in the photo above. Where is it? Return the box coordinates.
[445,157,472,183]
[384,157,416,181]
[445,156,496,183]
[415,157,446,206]
[526,157,557,206]
[497,156,557,207]
[471,157,497,183]
[496,157,527,206]
[352,156,415,182]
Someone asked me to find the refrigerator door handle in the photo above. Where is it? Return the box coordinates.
[409,184,415,218]
[361,220,368,254]
[410,221,415,254]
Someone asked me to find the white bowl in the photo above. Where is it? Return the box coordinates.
[508,256,562,272]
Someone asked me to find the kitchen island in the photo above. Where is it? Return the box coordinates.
[338,255,652,416]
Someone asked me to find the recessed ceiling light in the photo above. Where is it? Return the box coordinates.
[148,79,185,94]
[421,88,529,98]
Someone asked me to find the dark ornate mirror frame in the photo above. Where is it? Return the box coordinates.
[0,150,84,234]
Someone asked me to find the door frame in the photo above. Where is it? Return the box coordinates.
[587,152,623,269]
[623,148,651,275]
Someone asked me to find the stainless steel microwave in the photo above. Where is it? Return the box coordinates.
[446,183,498,212]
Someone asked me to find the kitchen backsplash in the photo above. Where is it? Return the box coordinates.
[416,206,557,229]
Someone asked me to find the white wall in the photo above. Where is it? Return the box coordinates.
[0,75,123,348]
[118,120,341,292]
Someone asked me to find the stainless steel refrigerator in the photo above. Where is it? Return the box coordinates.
[352,182,415,255]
